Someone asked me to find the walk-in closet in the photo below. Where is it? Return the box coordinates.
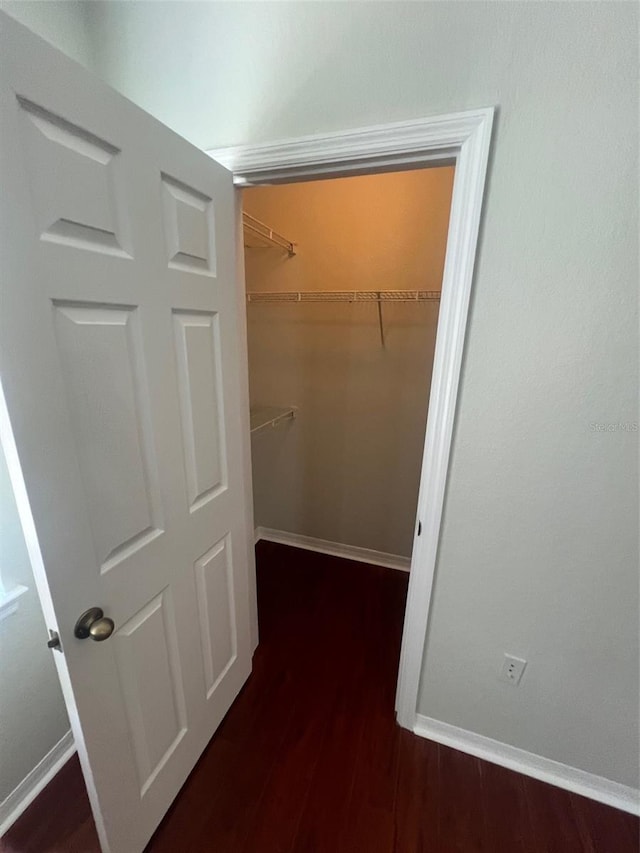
[243,166,455,564]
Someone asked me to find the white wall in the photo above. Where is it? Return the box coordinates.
[0,445,70,804]
[0,1,94,68]
[245,168,454,557]
[8,1,639,790]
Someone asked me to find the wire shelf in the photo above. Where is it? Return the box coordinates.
[246,290,441,303]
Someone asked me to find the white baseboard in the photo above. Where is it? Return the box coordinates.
[0,729,75,835]
[414,714,639,816]
[254,526,411,573]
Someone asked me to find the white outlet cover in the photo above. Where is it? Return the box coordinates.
[500,654,527,685]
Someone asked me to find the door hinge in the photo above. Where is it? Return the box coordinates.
[47,629,62,652]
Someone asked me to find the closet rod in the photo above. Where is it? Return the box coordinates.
[243,212,296,256]
[246,290,441,303]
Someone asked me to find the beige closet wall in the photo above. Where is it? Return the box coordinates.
[244,167,454,558]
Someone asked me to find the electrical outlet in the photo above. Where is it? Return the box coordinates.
[500,654,527,686]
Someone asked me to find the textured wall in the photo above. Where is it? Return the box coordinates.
[245,168,454,557]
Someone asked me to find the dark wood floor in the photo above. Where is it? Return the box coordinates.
[3,542,638,852]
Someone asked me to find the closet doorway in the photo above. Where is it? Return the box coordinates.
[242,165,455,706]
[244,166,453,568]
[214,109,493,730]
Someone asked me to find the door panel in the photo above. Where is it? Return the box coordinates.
[18,97,132,258]
[172,311,228,510]
[114,590,188,797]
[161,174,216,275]
[0,14,253,853]
[195,535,237,698]
[52,302,165,571]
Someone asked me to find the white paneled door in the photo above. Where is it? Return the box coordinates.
[0,14,253,853]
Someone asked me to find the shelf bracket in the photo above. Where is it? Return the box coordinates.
[377,299,386,348]
[243,212,296,256]
[250,405,297,434]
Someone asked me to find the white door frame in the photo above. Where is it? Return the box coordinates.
[208,107,495,731]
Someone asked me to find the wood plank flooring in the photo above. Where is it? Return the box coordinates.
[2,541,638,852]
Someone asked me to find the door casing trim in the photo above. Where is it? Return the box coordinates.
[208,107,495,729]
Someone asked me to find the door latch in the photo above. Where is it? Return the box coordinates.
[47,629,62,652]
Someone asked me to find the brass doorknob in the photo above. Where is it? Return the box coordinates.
[74,607,115,642]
